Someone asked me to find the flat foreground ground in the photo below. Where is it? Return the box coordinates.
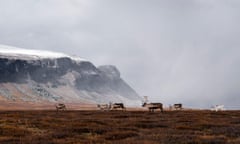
[0,110,240,144]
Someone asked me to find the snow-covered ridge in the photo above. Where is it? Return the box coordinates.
[0,44,87,62]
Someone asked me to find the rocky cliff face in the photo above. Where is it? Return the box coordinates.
[0,45,141,106]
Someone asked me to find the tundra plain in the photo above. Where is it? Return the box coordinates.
[0,110,239,144]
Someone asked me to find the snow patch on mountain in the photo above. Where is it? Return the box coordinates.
[0,44,86,62]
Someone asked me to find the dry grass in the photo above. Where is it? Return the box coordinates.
[0,110,239,143]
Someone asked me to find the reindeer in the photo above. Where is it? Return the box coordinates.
[142,102,163,112]
[109,103,126,111]
[97,104,110,111]
[173,103,183,110]
[211,105,225,112]
[55,103,66,112]
[141,96,163,112]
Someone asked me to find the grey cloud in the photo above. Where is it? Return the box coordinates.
[0,0,240,109]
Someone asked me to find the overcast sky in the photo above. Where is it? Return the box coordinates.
[0,0,240,109]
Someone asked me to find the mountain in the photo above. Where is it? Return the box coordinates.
[0,44,141,107]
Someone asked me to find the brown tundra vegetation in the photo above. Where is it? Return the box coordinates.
[0,110,240,144]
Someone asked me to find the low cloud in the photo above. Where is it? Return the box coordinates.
[0,0,239,109]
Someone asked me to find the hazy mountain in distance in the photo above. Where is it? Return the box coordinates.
[0,44,141,106]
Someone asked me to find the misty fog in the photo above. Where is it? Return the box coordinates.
[0,0,239,109]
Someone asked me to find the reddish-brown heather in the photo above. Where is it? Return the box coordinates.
[0,110,239,144]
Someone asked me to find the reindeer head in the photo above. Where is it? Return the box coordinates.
[142,102,147,107]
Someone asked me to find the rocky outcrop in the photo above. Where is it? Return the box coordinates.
[0,46,141,105]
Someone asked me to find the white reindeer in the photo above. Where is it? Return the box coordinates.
[211,105,225,112]
[97,104,110,111]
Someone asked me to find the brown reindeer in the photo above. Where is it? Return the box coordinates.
[56,103,66,112]
[142,102,163,112]
[173,103,182,110]
[110,103,126,111]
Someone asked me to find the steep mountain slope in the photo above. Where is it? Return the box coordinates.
[0,45,141,106]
